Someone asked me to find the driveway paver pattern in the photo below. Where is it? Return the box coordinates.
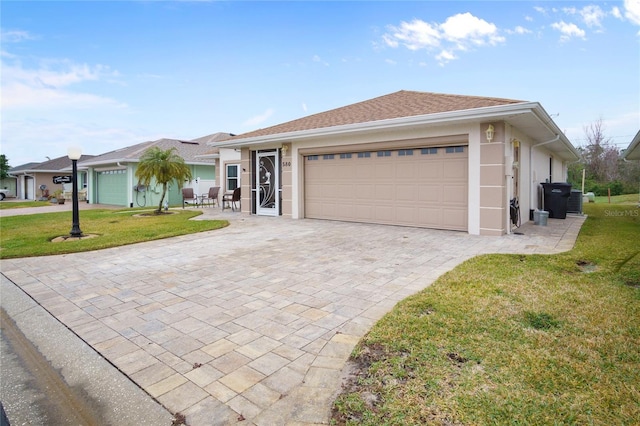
[0,209,585,425]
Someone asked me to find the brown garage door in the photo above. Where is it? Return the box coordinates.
[304,146,468,231]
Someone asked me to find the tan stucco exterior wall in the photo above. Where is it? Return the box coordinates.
[281,143,292,217]
[479,122,507,236]
[240,148,251,213]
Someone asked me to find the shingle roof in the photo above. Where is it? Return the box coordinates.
[81,138,217,165]
[190,132,236,144]
[9,162,41,173]
[10,155,96,172]
[232,90,525,140]
[31,155,95,171]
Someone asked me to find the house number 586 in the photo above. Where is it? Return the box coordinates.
[282,161,291,167]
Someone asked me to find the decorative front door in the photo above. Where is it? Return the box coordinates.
[256,150,279,216]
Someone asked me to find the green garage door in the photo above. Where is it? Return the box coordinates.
[97,169,128,206]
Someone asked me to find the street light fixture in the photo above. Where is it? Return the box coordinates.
[67,146,83,238]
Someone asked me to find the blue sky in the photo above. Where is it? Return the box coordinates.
[1,1,639,167]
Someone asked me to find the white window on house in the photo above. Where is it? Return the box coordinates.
[226,164,240,191]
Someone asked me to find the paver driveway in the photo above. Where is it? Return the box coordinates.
[0,212,585,425]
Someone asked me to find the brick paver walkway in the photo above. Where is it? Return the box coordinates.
[0,208,585,425]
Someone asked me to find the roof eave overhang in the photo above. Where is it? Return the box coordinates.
[80,159,215,167]
[195,153,221,159]
[622,130,640,161]
[216,102,580,161]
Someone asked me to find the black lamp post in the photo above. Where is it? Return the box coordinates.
[68,147,83,238]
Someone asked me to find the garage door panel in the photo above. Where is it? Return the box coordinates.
[442,208,467,229]
[396,206,417,223]
[375,205,395,222]
[418,186,442,203]
[353,184,375,200]
[418,207,444,227]
[336,164,354,179]
[443,159,467,179]
[375,184,394,199]
[355,163,375,179]
[97,170,127,206]
[443,184,467,204]
[418,164,443,179]
[376,163,395,179]
[305,146,468,231]
[396,162,418,179]
[396,184,419,201]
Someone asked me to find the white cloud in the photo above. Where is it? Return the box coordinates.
[611,6,622,20]
[551,21,586,42]
[581,5,606,27]
[302,103,307,113]
[385,58,397,65]
[625,0,640,25]
[507,26,532,35]
[383,19,440,51]
[382,13,504,65]
[2,118,158,166]
[436,49,456,66]
[312,54,329,66]
[0,30,36,43]
[243,108,274,126]
[440,13,504,46]
[1,59,124,110]
[564,5,606,28]
[534,6,548,15]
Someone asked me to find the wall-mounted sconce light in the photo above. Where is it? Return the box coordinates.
[281,144,288,156]
[512,138,520,148]
[485,124,495,143]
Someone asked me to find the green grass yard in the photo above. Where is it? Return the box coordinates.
[0,209,228,258]
[332,200,639,425]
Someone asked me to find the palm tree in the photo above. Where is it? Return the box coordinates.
[135,147,193,213]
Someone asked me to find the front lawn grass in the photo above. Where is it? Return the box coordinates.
[0,200,52,209]
[333,202,639,425]
[593,193,638,204]
[0,209,228,258]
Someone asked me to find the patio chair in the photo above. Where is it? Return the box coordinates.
[222,187,241,211]
[203,186,220,207]
[182,187,198,208]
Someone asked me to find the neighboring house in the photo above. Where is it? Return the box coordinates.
[194,133,242,196]
[2,162,39,198]
[215,90,580,236]
[9,157,94,201]
[79,137,223,207]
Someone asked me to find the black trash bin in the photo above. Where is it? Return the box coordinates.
[542,182,572,219]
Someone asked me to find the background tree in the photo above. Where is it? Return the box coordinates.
[135,147,192,213]
[568,118,639,196]
[582,119,619,182]
[0,155,10,179]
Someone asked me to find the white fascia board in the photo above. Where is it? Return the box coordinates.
[622,130,640,160]
[79,158,133,167]
[215,103,542,148]
[187,161,217,166]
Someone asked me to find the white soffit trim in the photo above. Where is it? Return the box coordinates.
[622,130,640,161]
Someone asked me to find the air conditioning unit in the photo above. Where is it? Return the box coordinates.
[567,190,583,214]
